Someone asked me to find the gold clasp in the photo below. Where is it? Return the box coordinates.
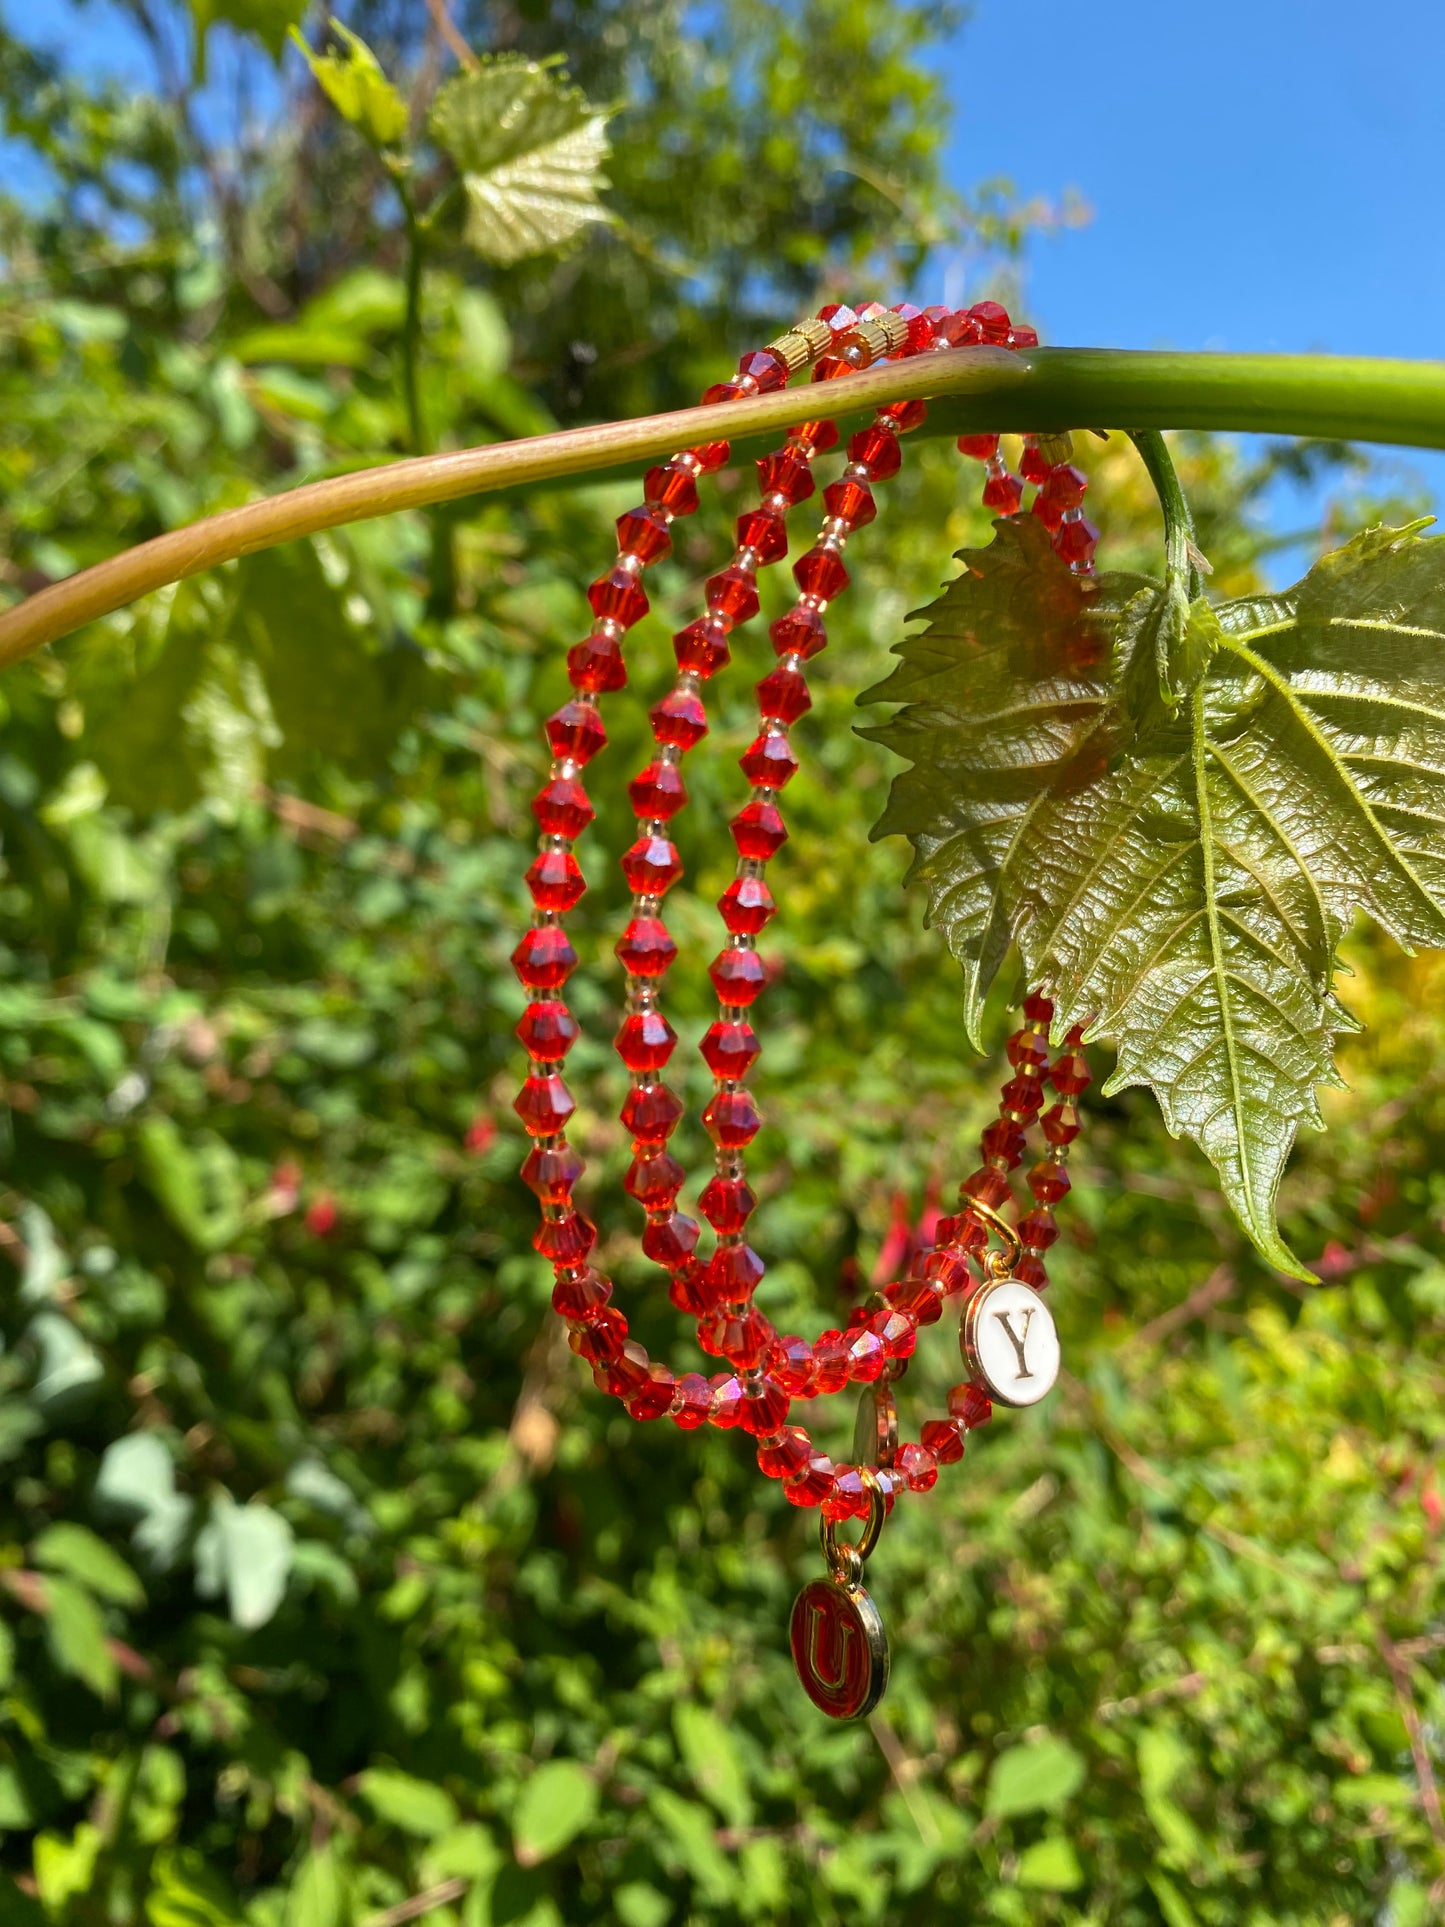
[962,1195,1023,1278]
[819,1466,886,1591]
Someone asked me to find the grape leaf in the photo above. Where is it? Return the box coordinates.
[290,20,409,149]
[862,517,1445,1277]
[428,57,611,266]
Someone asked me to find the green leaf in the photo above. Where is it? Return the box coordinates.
[34,1824,104,1913]
[190,0,306,60]
[1148,1871,1202,1927]
[428,58,611,266]
[357,1769,459,1839]
[511,1759,598,1865]
[646,1788,735,1904]
[94,1434,195,1571]
[286,1843,351,1927]
[290,21,409,148]
[1015,1834,1085,1891]
[984,1737,1086,1818]
[194,1495,294,1630]
[43,1576,118,1699]
[145,1846,245,1926]
[135,1116,246,1253]
[865,518,1445,1274]
[33,1523,145,1608]
[673,1702,752,1830]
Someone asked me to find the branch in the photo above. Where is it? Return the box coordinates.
[3,349,1445,670]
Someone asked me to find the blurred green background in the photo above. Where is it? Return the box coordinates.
[2,3,1444,1923]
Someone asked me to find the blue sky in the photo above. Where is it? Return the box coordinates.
[939,0,1445,556]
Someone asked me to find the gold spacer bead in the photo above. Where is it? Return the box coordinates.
[792,316,834,358]
[765,330,814,374]
[846,319,892,365]
[876,311,911,354]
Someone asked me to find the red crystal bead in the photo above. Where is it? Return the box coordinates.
[1014,1253,1049,1290]
[624,1151,685,1207]
[673,617,731,679]
[968,300,1013,344]
[627,1366,677,1421]
[526,848,585,913]
[869,1307,917,1362]
[514,1073,575,1136]
[1040,464,1088,513]
[1054,516,1100,567]
[616,505,672,563]
[847,425,902,481]
[545,701,605,764]
[567,631,626,693]
[649,689,708,750]
[668,1263,710,1316]
[616,915,677,978]
[642,1210,700,1267]
[886,1275,944,1326]
[819,302,858,330]
[822,477,876,529]
[962,1166,1012,1209]
[1051,1051,1092,1096]
[846,1328,886,1383]
[703,1088,761,1148]
[1000,1074,1046,1118]
[524,1142,584,1205]
[757,1426,813,1479]
[756,667,811,723]
[897,1441,938,1493]
[1018,1207,1059,1251]
[1066,1023,1086,1046]
[738,348,788,390]
[671,1371,712,1428]
[957,433,999,461]
[1010,324,1039,348]
[949,1382,993,1428]
[823,1465,869,1522]
[689,441,731,473]
[597,1339,651,1399]
[534,1211,595,1265]
[739,1379,790,1437]
[1023,991,1055,1023]
[920,1416,964,1465]
[1020,440,1051,484]
[517,999,579,1062]
[897,304,937,353]
[700,1020,759,1080]
[881,397,929,432]
[587,566,649,629]
[740,731,799,787]
[812,1330,850,1395]
[573,1306,627,1364]
[628,760,687,820]
[620,1081,683,1144]
[551,1266,610,1319]
[792,546,849,602]
[709,946,767,1007]
[615,1010,678,1074]
[735,508,788,564]
[767,606,826,662]
[1029,1160,1071,1205]
[621,834,682,897]
[982,469,1024,515]
[702,379,749,405]
[757,449,815,504]
[718,875,776,935]
[532,775,594,838]
[790,417,839,454]
[1007,1028,1050,1072]
[645,461,698,515]
[770,1333,815,1395]
[707,1305,769,1368]
[923,1246,975,1294]
[512,924,577,990]
[980,1118,1027,1168]
[1041,1101,1083,1146]
[708,1374,745,1428]
[1031,490,1065,535]
[698,1175,756,1233]
[784,1452,835,1508]
[707,1241,766,1300]
[731,800,787,860]
[706,564,760,624]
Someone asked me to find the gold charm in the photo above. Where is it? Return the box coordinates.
[790,1468,889,1719]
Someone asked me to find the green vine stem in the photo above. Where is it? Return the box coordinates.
[1128,428,1201,600]
[3,348,1445,671]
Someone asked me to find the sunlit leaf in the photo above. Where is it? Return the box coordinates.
[428,57,611,266]
[512,1759,598,1865]
[190,0,307,61]
[985,1737,1086,1817]
[357,1769,458,1839]
[865,518,1445,1275]
[33,1523,144,1609]
[290,20,408,148]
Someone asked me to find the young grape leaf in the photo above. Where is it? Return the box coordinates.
[862,517,1445,1277]
[290,20,409,149]
[428,57,612,266]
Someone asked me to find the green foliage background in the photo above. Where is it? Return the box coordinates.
[1,4,1443,1923]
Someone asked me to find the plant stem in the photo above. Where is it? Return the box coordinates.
[4,348,1445,670]
[1128,429,1200,599]
[395,172,427,456]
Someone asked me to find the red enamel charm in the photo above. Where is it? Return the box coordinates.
[789,1578,889,1721]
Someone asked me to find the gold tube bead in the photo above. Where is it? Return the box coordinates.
[790,316,835,359]
[875,311,911,355]
[764,330,815,375]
